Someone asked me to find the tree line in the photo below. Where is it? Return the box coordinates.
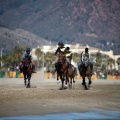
[0,45,120,73]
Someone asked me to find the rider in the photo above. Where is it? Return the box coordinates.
[19,48,36,73]
[64,47,77,75]
[64,47,72,65]
[55,41,65,62]
[54,41,65,72]
[78,47,93,73]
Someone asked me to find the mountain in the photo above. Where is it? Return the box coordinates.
[0,0,120,54]
[0,27,50,54]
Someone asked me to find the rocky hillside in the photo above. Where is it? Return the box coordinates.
[0,27,49,54]
[0,0,120,54]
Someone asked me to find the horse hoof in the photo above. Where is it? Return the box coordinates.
[26,83,30,88]
[83,85,88,90]
[82,83,85,85]
[59,87,64,90]
[85,87,88,90]
[89,81,92,85]
[27,85,30,88]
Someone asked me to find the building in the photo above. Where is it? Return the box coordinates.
[31,44,120,70]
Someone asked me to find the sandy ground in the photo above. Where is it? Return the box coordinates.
[0,72,120,118]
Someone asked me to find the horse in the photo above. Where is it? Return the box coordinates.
[66,64,77,89]
[22,57,33,88]
[55,52,68,90]
[78,57,93,90]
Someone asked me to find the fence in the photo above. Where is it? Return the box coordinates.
[0,71,120,80]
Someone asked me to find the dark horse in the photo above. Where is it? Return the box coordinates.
[55,52,68,90]
[22,57,33,88]
[78,57,93,90]
[66,64,77,89]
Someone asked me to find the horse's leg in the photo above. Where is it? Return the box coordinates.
[82,77,86,85]
[60,74,64,90]
[73,77,75,83]
[57,73,59,80]
[27,75,31,88]
[24,74,26,85]
[65,74,68,87]
[73,69,77,82]
[72,77,76,89]
[70,77,72,88]
[82,77,88,90]
[88,76,92,89]
[73,72,76,83]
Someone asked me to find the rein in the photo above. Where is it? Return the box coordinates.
[58,52,65,63]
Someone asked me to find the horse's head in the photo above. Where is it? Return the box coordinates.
[80,57,92,77]
[56,52,68,74]
[25,57,30,65]
[58,52,65,63]
[23,57,32,74]
[83,56,89,67]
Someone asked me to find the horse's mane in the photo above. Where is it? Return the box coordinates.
[23,57,32,74]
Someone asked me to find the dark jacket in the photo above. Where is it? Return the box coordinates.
[55,46,65,55]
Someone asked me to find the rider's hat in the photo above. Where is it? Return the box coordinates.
[26,48,31,54]
[58,41,64,46]
[85,47,89,52]
[66,47,70,51]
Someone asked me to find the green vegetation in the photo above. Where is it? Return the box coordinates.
[0,45,26,70]
[1,47,120,73]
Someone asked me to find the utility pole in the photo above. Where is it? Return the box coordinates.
[1,48,3,69]
[106,55,108,75]
[114,54,116,70]
[42,45,45,78]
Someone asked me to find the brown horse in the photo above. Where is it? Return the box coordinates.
[55,52,68,90]
[66,64,77,88]
[78,58,93,90]
[22,57,33,88]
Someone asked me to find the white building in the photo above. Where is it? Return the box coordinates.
[31,44,120,70]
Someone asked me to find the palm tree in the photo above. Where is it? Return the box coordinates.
[12,45,26,67]
[95,52,102,66]
[72,53,80,64]
[117,57,120,70]
[35,48,43,68]
[44,52,55,71]
[2,54,13,69]
[107,58,114,70]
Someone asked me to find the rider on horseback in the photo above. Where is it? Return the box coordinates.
[55,41,65,62]
[78,47,93,73]
[64,46,73,68]
[19,48,36,73]
[64,47,77,75]
[64,47,72,64]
